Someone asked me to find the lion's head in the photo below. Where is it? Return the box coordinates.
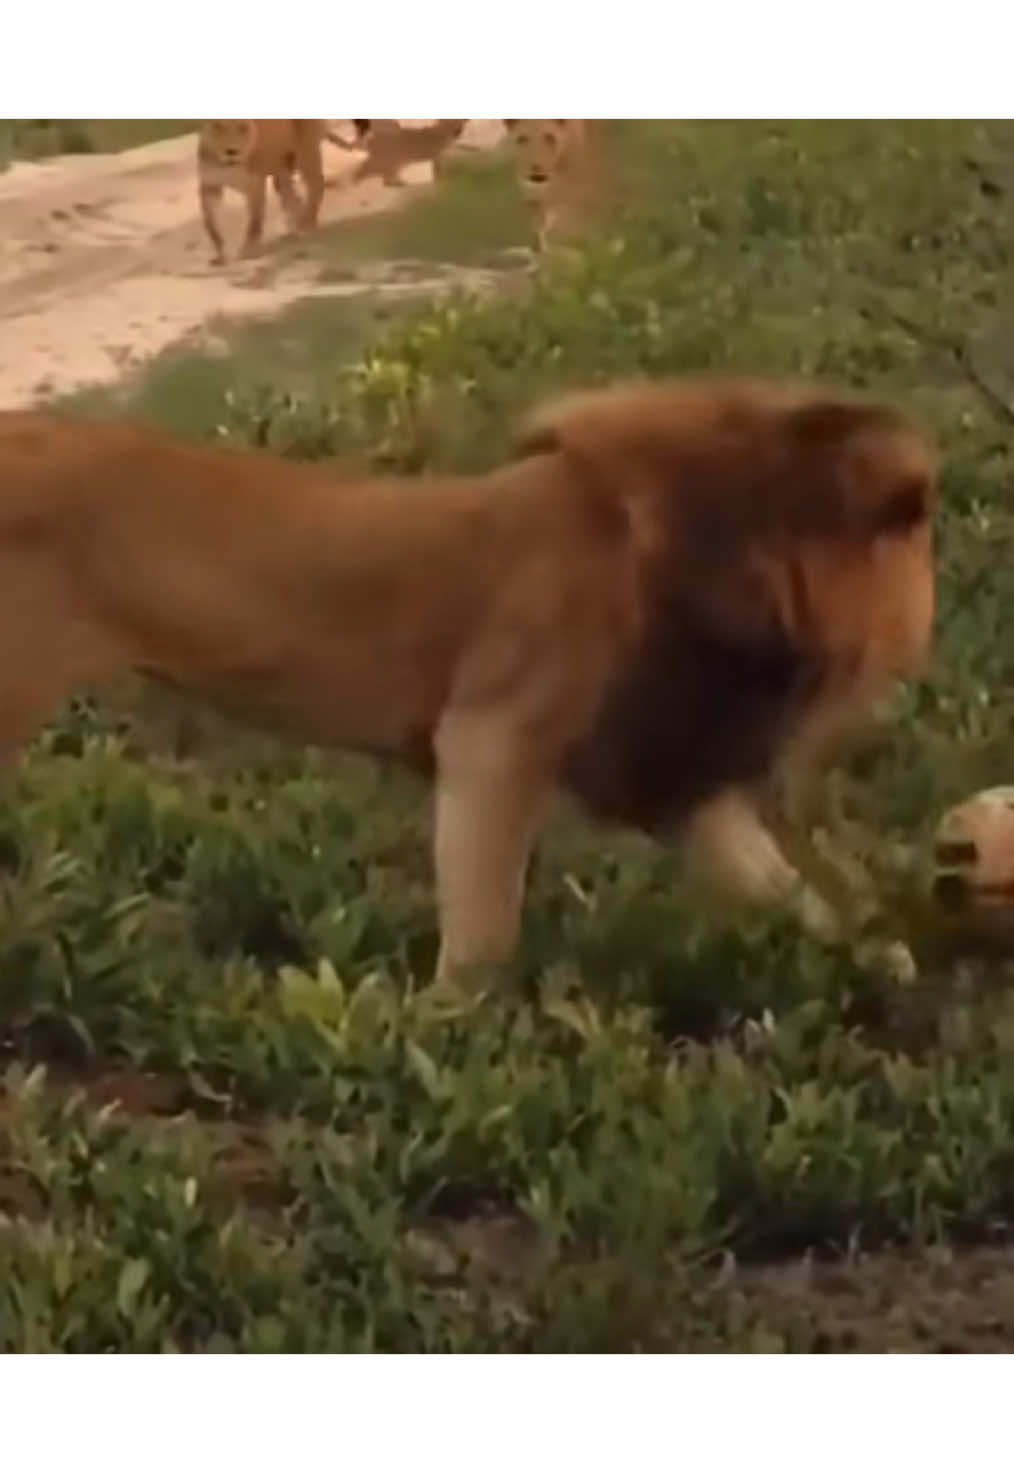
[199,120,258,167]
[503,119,583,196]
[517,377,936,830]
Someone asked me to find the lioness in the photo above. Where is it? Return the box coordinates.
[346,120,468,188]
[197,119,327,265]
[503,119,599,249]
[0,378,934,985]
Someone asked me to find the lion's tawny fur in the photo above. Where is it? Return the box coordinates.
[503,119,601,249]
[0,375,935,982]
[197,119,327,265]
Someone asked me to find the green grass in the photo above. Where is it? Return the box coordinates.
[61,293,392,442]
[4,119,1014,1350]
[312,145,534,267]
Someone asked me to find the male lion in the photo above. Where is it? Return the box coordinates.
[0,377,934,985]
[197,119,327,265]
[503,119,599,249]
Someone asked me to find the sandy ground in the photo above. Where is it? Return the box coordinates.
[0,120,505,408]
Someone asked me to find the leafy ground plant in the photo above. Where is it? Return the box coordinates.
[3,120,1014,1350]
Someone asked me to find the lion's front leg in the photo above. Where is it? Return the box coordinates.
[199,182,227,265]
[685,787,841,937]
[683,787,916,982]
[239,177,267,258]
[431,712,549,987]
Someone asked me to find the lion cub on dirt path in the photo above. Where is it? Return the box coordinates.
[0,377,934,986]
[198,119,327,265]
[344,120,468,188]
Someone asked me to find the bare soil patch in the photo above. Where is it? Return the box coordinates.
[0,121,505,407]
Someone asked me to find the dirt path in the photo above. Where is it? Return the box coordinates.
[0,120,506,408]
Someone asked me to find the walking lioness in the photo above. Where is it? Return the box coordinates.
[198,119,327,265]
[503,119,600,249]
[0,377,934,984]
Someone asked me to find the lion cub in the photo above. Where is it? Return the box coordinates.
[197,119,327,265]
[347,120,468,188]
